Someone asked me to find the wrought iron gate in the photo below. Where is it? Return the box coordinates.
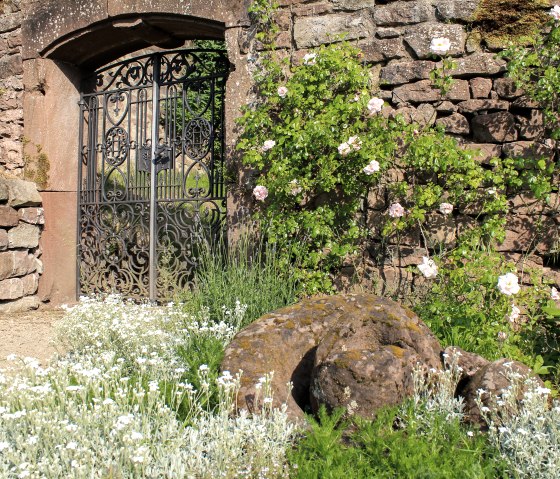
[77,49,228,300]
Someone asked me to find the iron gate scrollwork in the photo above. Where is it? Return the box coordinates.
[77,49,228,300]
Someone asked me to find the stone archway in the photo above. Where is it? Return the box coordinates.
[22,0,253,304]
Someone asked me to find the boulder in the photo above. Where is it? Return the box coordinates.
[460,358,544,425]
[310,298,442,419]
[221,294,442,420]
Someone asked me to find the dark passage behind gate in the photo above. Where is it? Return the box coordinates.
[77,49,228,301]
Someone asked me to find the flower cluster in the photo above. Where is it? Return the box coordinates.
[0,297,296,478]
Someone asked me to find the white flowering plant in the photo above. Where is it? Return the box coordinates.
[0,297,297,478]
[414,248,559,379]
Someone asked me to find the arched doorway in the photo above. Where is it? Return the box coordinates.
[22,3,252,304]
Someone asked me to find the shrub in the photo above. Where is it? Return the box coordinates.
[180,231,300,327]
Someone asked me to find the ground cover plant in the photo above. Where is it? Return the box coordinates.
[0,296,297,478]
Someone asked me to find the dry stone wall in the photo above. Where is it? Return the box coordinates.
[0,174,43,313]
[0,0,23,176]
[237,0,560,295]
[0,0,558,303]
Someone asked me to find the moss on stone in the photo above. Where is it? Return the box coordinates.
[471,0,550,47]
[389,345,405,359]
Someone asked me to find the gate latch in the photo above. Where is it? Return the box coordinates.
[138,144,173,173]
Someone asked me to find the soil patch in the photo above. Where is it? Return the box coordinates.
[0,308,65,369]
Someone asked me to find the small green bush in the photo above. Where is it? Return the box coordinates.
[178,230,300,327]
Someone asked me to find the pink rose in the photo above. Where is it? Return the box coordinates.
[367,97,384,116]
[388,202,405,218]
[253,185,268,201]
[262,140,276,152]
[277,86,288,98]
[363,160,380,175]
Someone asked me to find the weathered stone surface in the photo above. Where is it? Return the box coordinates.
[0,53,22,79]
[497,214,557,253]
[404,23,466,59]
[435,101,457,113]
[380,60,436,85]
[509,193,556,215]
[294,12,373,48]
[0,180,8,203]
[7,223,40,248]
[457,99,509,114]
[4,178,42,207]
[22,273,39,295]
[511,95,539,109]
[359,38,407,62]
[0,229,7,250]
[330,0,374,10]
[310,297,442,419]
[502,141,555,161]
[451,53,506,77]
[293,2,332,17]
[461,359,543,425]
[376,27,401,39]
[221,294,440,420]
[444,346,489,380]
[393,79,469,103]
[0,295,40,314]
[0,13,21,34]
[0,277,23,300]
[494,78,523,99]
[374,1,433,26]
[394,103,437,126]
[433,0,480,21]
[470,77,493,98]
[436,113,470,135]
[367,186,387,210]
[472,112,517,143]
[18,207,45,224]
[516,110,544,140]
[462,143,502,164]
[423,213,457,247]
[0,250,37,280]
[0,204,19,227]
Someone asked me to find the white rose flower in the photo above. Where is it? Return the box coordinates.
[262,140,276,152]
[388,202,405,218]
[367,97,384,115]
[508,304,521,324]
[550,5,560,21]
[302,52,317,65]
[430,37,451,55]
[497,272,520,296]
[277,86,288,98]
[289,179,302,196]
[551,286,560,301]
[439,202,454,215]
[418,256,438,279]
[348,135,362,151]
[363,160,380,175]
[253,185,268,202]
[338,142,352,157]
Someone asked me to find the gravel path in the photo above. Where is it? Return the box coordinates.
[0,309,65,369]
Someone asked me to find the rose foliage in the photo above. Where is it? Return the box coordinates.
[236,38,512,292]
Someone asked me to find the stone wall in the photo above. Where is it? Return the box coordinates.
[0,0,23,176]
[235,0,560,295]
[0,174,43,313]
[0,0,557,304]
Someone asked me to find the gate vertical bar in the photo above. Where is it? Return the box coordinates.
[76,98,85,299]
[149,55,161,301]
